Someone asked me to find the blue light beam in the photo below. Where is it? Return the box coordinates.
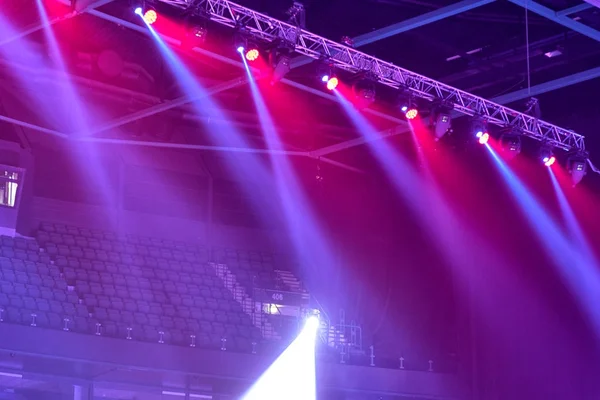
[486,145,600,335]
[241,55,341,294]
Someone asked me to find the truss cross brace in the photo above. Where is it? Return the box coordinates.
[161,0,586,152]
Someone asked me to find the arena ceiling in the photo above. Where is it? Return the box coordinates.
[1,0,599,177]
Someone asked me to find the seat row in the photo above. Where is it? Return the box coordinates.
[39,223,204,253]
[0,235,39,252]
[0,248,49,263]
[75,282,234,303]
[0,258,61,276]
[43,244,208,266]
[54,258,214,278]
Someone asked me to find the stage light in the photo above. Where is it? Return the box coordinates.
[567,155,587,186]
[272,55,291,82]
[539,146,555,167]
[326,77,338,90]
[500,133,521,159]
[305,315,320,332]
[352,75,376,109]
[405,108,418,120]
[134,7,143,15]
[237,46,245,53]
[143,9,158,25]
[246,48,260,61]
[432,108,451,139]
[544,156,556,167]
[401,105,408,112]
[476,130,489,144]
[182,21,208,49]
[321,75,329,82]
[269,47,292,84]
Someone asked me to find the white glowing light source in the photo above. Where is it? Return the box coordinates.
[242,316,318,400]
[134,7,143,15]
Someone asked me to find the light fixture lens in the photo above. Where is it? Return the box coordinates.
[326,77,339,90]
[405,108,418,120]
[543,156,556,167]
[245,48,259,61]
[143,9,158,25]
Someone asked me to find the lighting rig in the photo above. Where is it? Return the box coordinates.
[499,130,522,160]
[430,104,452,140]
[154,0,594,182]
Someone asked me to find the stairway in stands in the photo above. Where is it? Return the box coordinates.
[275,269,307,295]
[210,262,280,340]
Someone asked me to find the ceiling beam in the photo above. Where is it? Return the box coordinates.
[290,0,496,69]
[582,0,600,11]
[83,76,250,136]
[491,66,600,105]
[0,0,116,47]
[310,125,410,157]
[0,115,67,139]
[508,0,600,42]
[309,66,600,157]
[556,3,593,16]
[353,0,495,47]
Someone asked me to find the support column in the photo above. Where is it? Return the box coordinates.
[73,384,92,400]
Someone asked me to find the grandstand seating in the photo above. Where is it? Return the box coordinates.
[0,221,318,356]
[0,223,290,353]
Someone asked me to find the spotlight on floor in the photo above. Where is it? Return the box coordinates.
[352,75,376,109]
[500,133,521,159]
[567,154,588,185]
[305,315,320,333]
[539,145,556,167]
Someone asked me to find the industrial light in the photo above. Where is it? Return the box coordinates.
[405,108,418,120]
[471,119,489,144]
[431,107,451,139]
[476,130,489,145]
[144,9,158,25]
[500,133,521,159]
[352,76,376,109]
[246,48,260,61]
[326,76,338,90]
[269,46,293,84]
[540,145,555,167]
[134,7,157,25]
[182,20,208,49]
[398,94,418,120]
[544,156,556,167]
[316,61,338,90]
[567,155,587,185]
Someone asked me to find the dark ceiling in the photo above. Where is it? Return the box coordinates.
[1,0,599,176]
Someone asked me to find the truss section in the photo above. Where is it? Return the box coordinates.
[159,0,586,152]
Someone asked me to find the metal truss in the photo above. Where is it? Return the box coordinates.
[159,0,587,153]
